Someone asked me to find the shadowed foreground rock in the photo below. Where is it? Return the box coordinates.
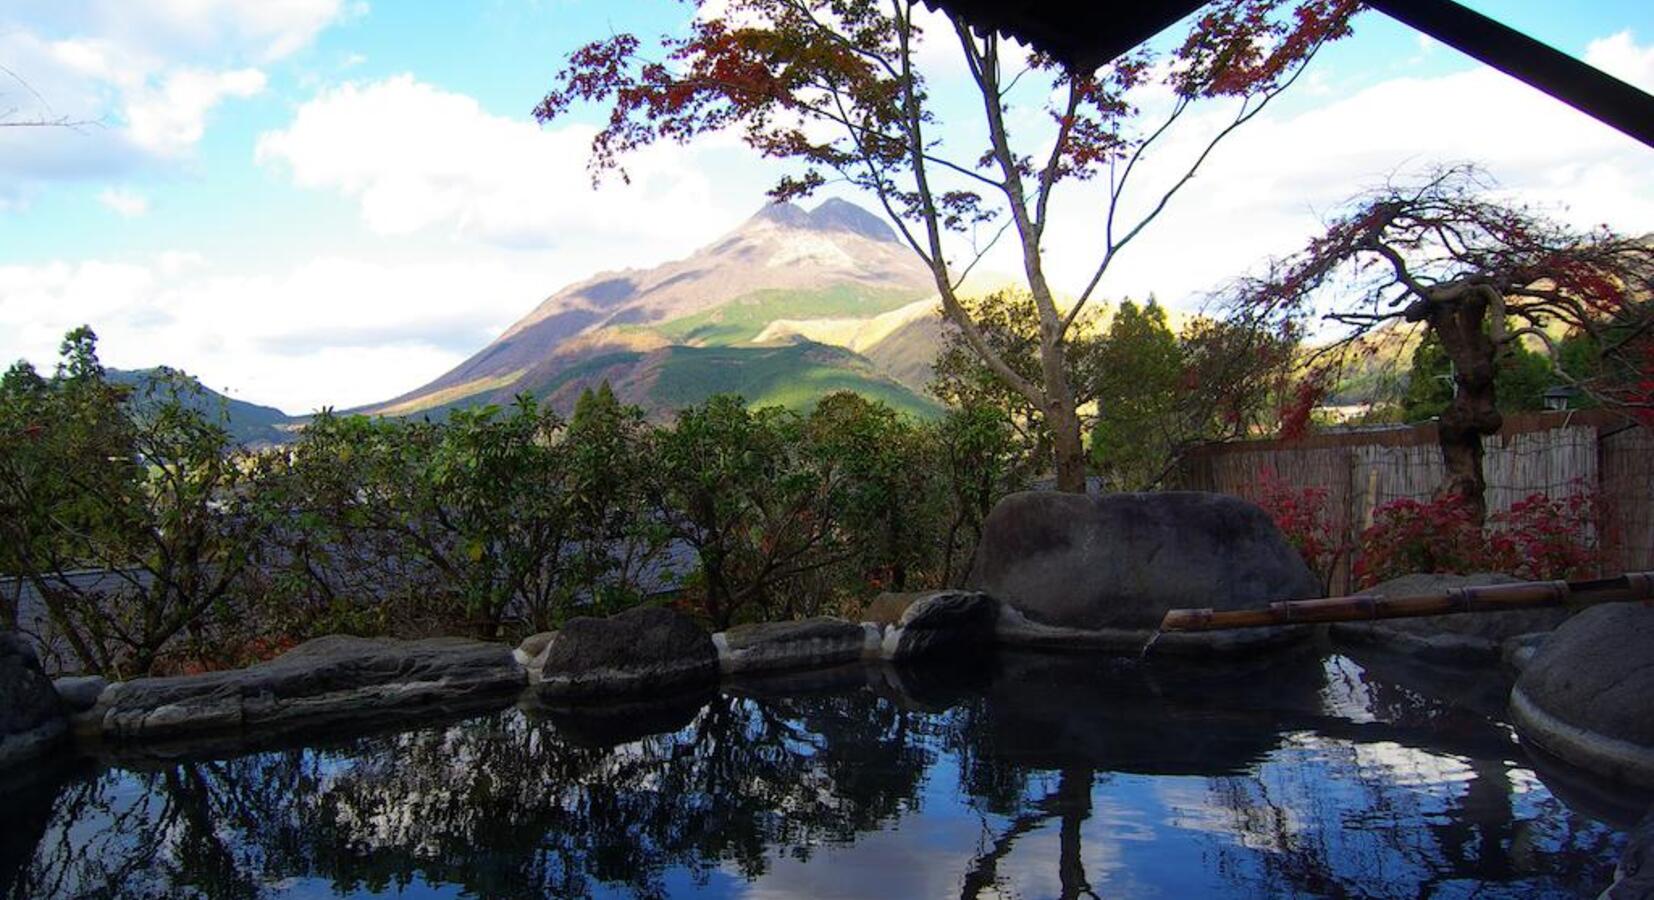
[1330,572,1570,663]
[969,491,1319,653]
[1600,812,1654,900]
[715,617,876,676]
[533,605,718,702]
[0,632,66,769]
[1512,603,1654,788]
[76,635,523,743]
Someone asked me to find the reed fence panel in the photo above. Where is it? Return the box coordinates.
[1171,410,1646,592]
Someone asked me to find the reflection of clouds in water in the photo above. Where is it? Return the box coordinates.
[1319,654,1378,723]
[9,657,1629,898]
[1158,774,1309,853]
[732,819,980,899]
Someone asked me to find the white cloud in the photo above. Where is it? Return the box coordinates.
[1585,30,1654,92]
[0,0,350,184]
[124,66,266,156]
[0,251,566,412]
[96,187,150,217]
[18,0,351,63]
[1027,41,1654,310]
[256,75,743,250]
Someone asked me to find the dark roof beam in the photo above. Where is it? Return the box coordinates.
[1367,0,1654,148]
[924,0,1654,150]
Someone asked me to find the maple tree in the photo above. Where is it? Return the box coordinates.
[535,0,1360,491]
[1224,165,1654,521]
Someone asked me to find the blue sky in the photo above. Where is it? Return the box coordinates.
[1,0,1650,412]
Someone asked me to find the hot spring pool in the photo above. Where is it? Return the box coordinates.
[1,648,1641,898]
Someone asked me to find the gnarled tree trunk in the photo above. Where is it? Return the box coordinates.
[1409,284,1502,523]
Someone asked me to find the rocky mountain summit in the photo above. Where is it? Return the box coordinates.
[365,198,947,421]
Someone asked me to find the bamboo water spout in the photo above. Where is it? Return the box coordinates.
[1159,572,1654,633]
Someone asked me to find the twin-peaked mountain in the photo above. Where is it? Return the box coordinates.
[363,198,948,421]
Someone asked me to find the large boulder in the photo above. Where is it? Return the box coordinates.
[533,605,718,702]
[79,635,524,743]
[0,632,67,769]
[968,491,1320,653]
[1330,572,1569,663]
[1511,603,1654,788]
[715,617,877,676]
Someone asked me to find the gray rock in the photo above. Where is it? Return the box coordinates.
[1501,632,1551,674]
[1331,572,1569,663]
[1512,603,1654,788]
[53,675,109,713]
[968,491,1319,652]
[514,631,557,668]
[534,606,718,702]
[79,635,524,743]
[1600,812,1654,900]
[715,617,876,676]
[881,591,997,661]
[0,631,67,769]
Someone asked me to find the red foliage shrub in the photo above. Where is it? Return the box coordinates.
[1351,495,1487,588]
[1352,488,1602,588]
[1253,467,1345,589]
[1484,491,1604,581]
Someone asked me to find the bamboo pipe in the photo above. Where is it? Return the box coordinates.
[1159,571,1654,633]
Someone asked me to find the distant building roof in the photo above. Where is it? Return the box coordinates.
[922,0,1653,148]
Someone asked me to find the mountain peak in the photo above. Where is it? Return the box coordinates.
[748,198,898,243]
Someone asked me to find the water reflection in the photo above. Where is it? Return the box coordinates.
[3,651,1631,899]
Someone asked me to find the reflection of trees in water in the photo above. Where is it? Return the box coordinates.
[1191,744,1620,896]
[10,691,936,899]
[6,655,1629,899]
[1182,654,1624,899]
[943,651,1622,899]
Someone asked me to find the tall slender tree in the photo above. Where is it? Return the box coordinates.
[535,0,1359,491]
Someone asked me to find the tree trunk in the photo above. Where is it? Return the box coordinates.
[1048,403,1088,493]
[1039,328,1088,494]
[1422,289,1502,524]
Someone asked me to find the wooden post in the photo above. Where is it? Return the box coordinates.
[1160,571,1654,633]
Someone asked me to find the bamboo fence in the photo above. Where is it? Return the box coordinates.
[1169,410,1653,593]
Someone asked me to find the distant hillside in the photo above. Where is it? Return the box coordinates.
[365,198,943,420]
[109,368,296,447]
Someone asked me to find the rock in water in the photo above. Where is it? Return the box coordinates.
[716,617,876,676]
[1,632,67,768]
[534,606,718,702]
[52,675,109,713]
[1512,603,1654,788]
[968,491,1320,653]
[514,631,557,669]
[81,636,524,743]
[1599,812,1654,899]
[881,591,998,660]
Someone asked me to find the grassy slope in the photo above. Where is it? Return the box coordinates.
[646,343,940,420]
[653,284,927,346]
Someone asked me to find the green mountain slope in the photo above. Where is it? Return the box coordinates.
[110,368,296,446]
[641,343,940,420]
[652,285,926,347]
